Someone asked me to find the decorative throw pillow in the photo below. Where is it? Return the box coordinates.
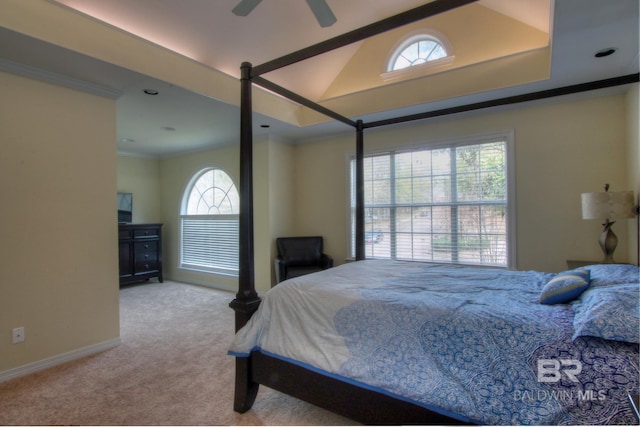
[571,283,639,343]
[539,269,590,305]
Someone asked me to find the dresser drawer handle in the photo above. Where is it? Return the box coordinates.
[144,244,149,249]
[144,264,150,269]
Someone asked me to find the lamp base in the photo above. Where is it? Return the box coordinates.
[599,220,618,263]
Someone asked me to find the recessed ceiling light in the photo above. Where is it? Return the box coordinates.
[594,47,617,58]
[143,89,159,95]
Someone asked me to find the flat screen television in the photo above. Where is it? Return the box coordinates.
[117,192,133,223]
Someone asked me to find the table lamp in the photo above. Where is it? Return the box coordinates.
[581,184,635,263]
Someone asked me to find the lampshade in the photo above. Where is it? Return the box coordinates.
[581,190,635,220]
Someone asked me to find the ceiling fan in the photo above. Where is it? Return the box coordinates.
[232,0,337,27]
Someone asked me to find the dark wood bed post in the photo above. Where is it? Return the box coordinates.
[230,61,261,330]
[229,61,261,413]
[355,120,365,260]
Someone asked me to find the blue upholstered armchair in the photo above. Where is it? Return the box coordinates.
[274,236,334,284]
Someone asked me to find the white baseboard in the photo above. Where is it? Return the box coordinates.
[0,338,121,383]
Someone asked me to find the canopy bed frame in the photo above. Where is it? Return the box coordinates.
[228,0,639,423]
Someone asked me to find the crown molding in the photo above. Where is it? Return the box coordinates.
[0,58,123,99]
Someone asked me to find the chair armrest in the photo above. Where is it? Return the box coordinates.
[321,254,334,269]
[274,258,286,285]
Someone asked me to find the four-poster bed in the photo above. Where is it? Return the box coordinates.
[228,0,640,424]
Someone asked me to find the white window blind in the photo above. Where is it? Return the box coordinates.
[181,216,238,273]
[350,136,513,267]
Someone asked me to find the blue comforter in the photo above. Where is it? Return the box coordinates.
[229,260,639,425]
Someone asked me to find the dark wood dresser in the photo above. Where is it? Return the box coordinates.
[118,223,163,286]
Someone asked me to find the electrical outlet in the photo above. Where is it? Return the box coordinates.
[12,327,25,344]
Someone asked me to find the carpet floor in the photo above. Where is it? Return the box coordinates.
[0,281,357,425]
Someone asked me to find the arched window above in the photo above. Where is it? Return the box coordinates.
[184,168,239,215]
[386,32,453,74]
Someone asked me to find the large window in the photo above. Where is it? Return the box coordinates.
[180,168,239,275]
[350,133,514,267]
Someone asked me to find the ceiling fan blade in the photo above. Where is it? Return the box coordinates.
[305,0,337,27]
[232,0,262,16]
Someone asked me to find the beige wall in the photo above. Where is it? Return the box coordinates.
[0,71,119,373]
[294,138,350,263]
[268,139,296,284]
[116,156,162,224]
[294,91,636,273]
[626,84,639,265]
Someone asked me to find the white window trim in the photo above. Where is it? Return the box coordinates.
[381,55,455,82]
[381,29,455,81]
[346,130,516,269]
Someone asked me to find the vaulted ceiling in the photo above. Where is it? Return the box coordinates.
[1,0,637,157]
[53,0,551,103]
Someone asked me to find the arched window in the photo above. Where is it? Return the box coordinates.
[180,168,239,274]
[387,33,451,72]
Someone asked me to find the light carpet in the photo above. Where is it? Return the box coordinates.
[0,281,357,426]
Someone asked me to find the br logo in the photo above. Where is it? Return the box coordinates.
[537,359,582,383]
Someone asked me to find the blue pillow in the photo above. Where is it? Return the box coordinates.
[584,264,640,288]
[571,283,639,343]
[539,269,590,305]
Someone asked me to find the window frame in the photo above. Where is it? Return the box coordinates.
[382,30,455,80]
[179,167,240,276]
[347,131,516,268]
